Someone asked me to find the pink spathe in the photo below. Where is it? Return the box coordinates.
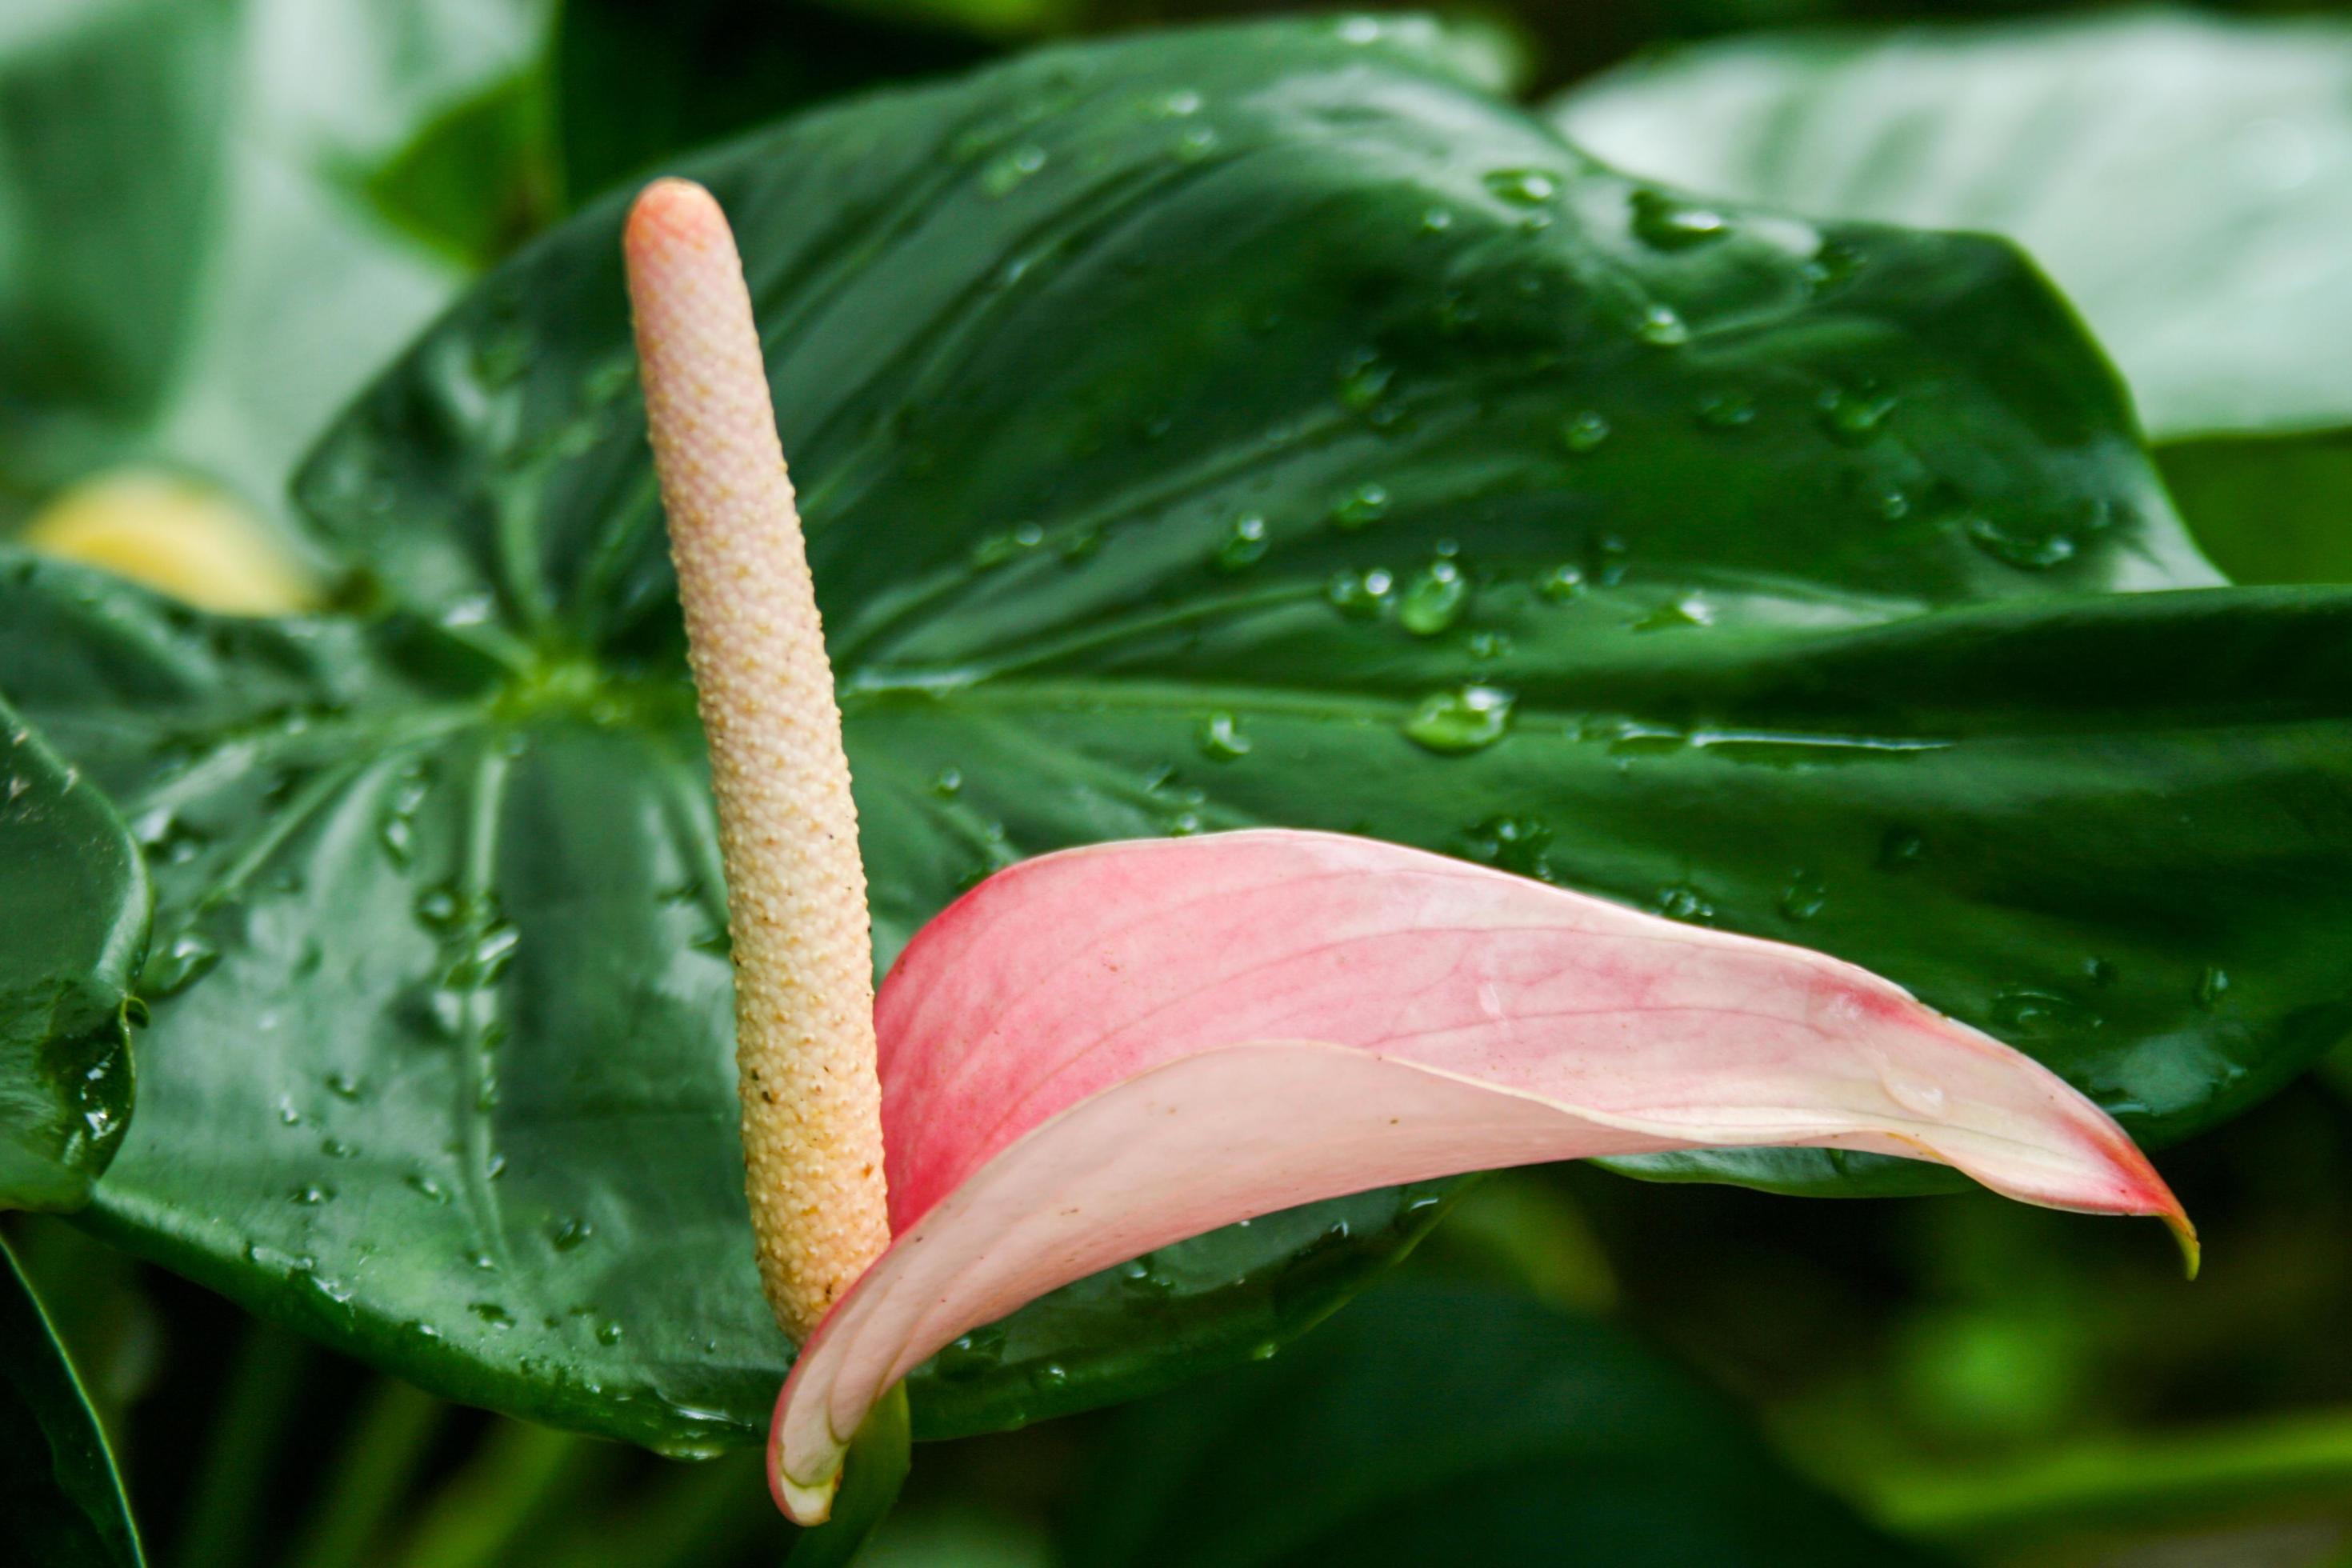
[769,829,2189,1521]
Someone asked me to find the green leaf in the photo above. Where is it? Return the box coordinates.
[1551,10,2352,584]
[1060,1284,1945,1567]
[0,0,541,523]
[4,14,2346,1454]
[0,698,146,1211]
[0,1232,146,1566]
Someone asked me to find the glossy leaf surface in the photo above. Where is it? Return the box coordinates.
[1062,1285,1942,1567]
[0,698,146,1211]
[1554,10,2352,445]
[4,18,2346,1453]
[0,1233,145,1566]
[1553,10,2352,585]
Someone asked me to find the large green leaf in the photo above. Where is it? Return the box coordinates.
[1551,10,2352,584]
[0,697,146,1212]
[0,0,542,525]
[1062,1285,1944,1567]
[0,1232,144,1566]
[6,14,2346,1454]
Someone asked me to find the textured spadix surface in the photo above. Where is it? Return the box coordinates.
[771,829,2184,1518]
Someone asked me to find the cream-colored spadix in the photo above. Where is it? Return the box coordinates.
[621,179,2190,1531]
[626,178,890,1344]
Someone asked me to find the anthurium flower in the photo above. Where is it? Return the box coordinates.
[622,178,2192,1528]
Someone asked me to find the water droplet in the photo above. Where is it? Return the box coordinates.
[1461,814,1553,880]
[1559,410,1610,454]
[1214,514,1269,573]
[146,931,219,998]
[1337,351,1394,413]
[1420,206,1454,234]
[1483,167,1558,206]
[597,1320,625,1345]
[292,1185,334,1206]
[471,1302,515,1327]
[319,1138,354,1159]
[936,1323,1008,1382]
[2196,966,2230,1010]
[1171,126,1218,162]
[325,1072,362,1101]
[1991,987,2101,1038]
[1398,559,1468,636]
[1695,390,1757,430]
[1198,712,1250,762]
[1630,188,1729,250]
[1778,872,1826,922]
[1636,304,1689,347]
[1118,1258,1174,1297]
[1819,386,1896,444]
[1536,563,1586,602]
[550,1217,594,1251]
[1034,1362,1070,1391]
[1634,594,1713,632]
[378,769,430,866]
[406,1173,450,1204]
[1326,567,1394,617]
[1330,482,1390,530]
[1403,686,1514,754]
[980,145,1047,197]
[1653,884,1715,923]
[1964,514,2079,570]
[1249,1341,1281,1362]
[1878,828,1926,870]
[1878,1062,1948,1117]
[971,522,1046,567]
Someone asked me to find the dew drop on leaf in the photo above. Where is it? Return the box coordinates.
[1819,386,1898,444]
[1326,567,1394,617]
[1559,410,1610,454]
[1778,872,1827,922]
[1695,390,1758,430]
[1398,559,1468,636]
[1636,304,1689,347]
[1536,563,1586,602]
[1630,188,1729,250]
[1214,513,1269,572]
[1197,712,1250,762]
[1482,167,1558,206]
[1402,686,1514,754]
[1330,482,1390,530]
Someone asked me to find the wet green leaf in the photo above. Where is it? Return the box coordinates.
[4,16,2345,1453]
[0,1232,145,1566]
[1062,1285,1944,1567]
[0,699,146,1211]
[1554,10,2352,585]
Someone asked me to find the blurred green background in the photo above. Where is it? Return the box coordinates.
[10,1,2352,1565]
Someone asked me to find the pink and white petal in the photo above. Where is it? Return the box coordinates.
[770,829,2187,1521]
